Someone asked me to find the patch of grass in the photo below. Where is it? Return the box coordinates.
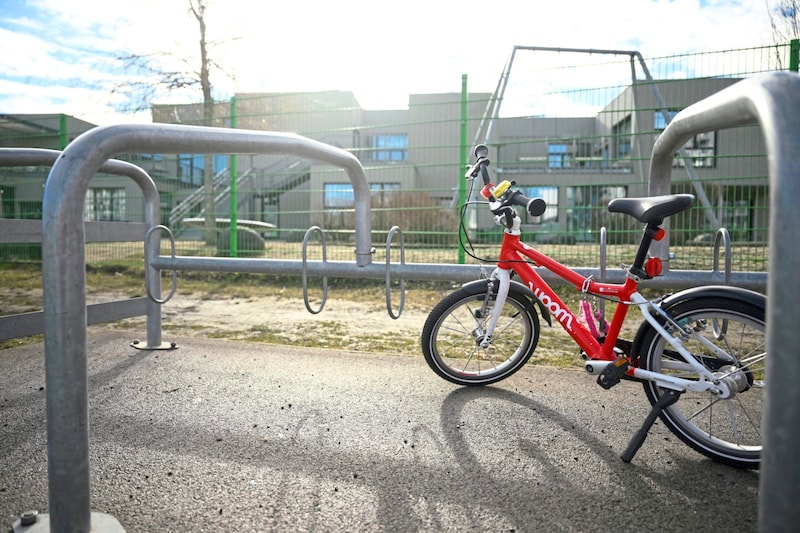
[230,320,421,354]
[0,263,44,291]
[0,335,43,351]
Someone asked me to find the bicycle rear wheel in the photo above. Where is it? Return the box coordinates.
[639,296,766,468]
[421,285,539,386]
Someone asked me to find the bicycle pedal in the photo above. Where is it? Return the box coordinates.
[596,357,629,390]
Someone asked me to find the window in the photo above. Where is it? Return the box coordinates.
[0,186,14,218]
[547,143,569,169]
[675,131,716,168]
[654,110,716,168]
[85,188,126,222]
[324,183,356,209]
[324,183,401,209]
[371,134,408,161]
[518,186,558,224]
[178,154,203,185]
[653,110,679,130]
[19,201,42,220]
[178,154,228,185]
[612,116,632,160]
[566,185,627,241]
[720,199,750,241]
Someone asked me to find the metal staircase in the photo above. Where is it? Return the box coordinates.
[167,158,311,232]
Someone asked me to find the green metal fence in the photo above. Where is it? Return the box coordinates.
[2,42,795,272]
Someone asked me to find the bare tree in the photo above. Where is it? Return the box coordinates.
[190,0,217,245]
[114,0,234,244]
[767,0,800,68]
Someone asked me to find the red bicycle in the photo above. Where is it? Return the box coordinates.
[421,145,766,468]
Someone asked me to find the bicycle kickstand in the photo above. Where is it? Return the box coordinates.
[620,389,682,463]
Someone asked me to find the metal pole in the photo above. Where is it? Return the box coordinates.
[647,71,800,532]
[37,149,164,531]
[146,254,765,290]
[230,96,238,257]
[458,74,468,265]
[789,39,799,72]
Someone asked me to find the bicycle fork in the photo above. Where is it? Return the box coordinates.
[476,269,511,349]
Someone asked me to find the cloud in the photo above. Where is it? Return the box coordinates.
[0,0,779,124]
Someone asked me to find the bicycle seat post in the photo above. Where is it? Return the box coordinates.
[628,221,663,281]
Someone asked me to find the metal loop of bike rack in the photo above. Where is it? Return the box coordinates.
[712,227,732,285]
[144,224,178,305]
[385,225,406,319]
[39,125,375,532]
[301,225,329,314]
[711,227,733,339]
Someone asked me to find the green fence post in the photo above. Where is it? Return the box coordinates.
[229,96,238,257]
[790,39,799,72]
[458,74,468,265]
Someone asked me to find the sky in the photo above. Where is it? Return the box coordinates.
[0,0,780,125]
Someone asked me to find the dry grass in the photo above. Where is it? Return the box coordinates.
[0,237,767,367]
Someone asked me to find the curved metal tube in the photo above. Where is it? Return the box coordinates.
[645,71,800,530]
[712,227,732,285]
[40,125,371,531]
[302,226,329,315]
[385,226,406,319]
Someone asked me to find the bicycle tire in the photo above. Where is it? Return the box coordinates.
[639,296,766,469]
[421,284,539,386]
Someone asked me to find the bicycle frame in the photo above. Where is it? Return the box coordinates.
[487,229,726,395]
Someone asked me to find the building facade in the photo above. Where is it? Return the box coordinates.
[0,78,769,247]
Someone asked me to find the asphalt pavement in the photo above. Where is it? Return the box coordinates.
[1,331,760,532]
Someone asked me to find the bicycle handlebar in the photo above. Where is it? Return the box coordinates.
[507,189,547,218]
[465,144,491,184]
[467,144,547,219]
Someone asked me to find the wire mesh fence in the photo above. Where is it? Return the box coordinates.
[2,43,794,272]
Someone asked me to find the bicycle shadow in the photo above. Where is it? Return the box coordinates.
[436,384,760,531]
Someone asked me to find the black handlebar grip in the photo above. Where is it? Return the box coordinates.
[528,197,547,217]
[474,144,489,159]
[508,190,547,217]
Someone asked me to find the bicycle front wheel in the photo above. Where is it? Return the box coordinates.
[421,285,539,386]
[639,296,766,469]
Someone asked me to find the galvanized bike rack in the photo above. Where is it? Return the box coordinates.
[646,71,800,532]
[37,125,377,532]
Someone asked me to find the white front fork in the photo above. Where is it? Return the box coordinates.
[480,268,510,349]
